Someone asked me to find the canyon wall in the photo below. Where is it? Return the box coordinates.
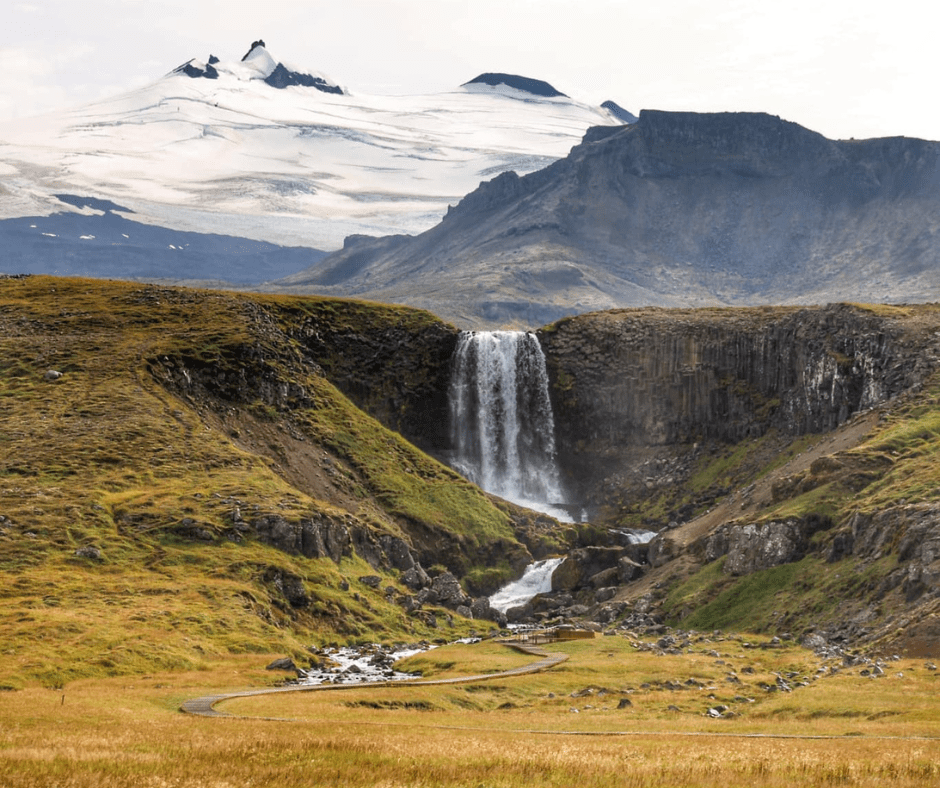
[277,300,459,452]
[538,304,940,515]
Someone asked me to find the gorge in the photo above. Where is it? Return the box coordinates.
[4,277,940,683]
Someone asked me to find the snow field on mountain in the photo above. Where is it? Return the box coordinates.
[0,46,623,249]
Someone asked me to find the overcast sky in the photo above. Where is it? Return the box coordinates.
[2,0,937,141]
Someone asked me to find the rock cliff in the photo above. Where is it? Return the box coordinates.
[537,304,940,518]
[276,299,459,452]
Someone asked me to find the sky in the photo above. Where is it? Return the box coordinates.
[1,0,938,141]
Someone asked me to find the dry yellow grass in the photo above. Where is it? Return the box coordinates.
[3,638,938,787]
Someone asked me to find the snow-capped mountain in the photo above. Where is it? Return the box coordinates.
[0,41,628,267]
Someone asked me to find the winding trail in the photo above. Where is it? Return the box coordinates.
[179,642,940,742]
[180,642,567,718]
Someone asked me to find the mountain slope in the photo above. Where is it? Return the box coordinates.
[0,275,537,686]
[0,194,327,284]
[275,110,940,328]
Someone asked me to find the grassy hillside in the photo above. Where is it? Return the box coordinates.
[0,276,529,688]
[651,364,940,653]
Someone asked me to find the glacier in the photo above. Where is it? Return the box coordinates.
[0,41,628,262]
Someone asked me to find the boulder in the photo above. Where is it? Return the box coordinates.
[552,547,630,592]
[430,572,471,608]
[401,565,431,591]
[595,587,618,603]
[266,657,298,672]
[648,535,677,568]
[379,535,416,571]
[74,545,103,561]
[723,520,804,576]
[618,556,645,583]
[415,587,437,605]
[470,596,496,621]
[588,566,620,589]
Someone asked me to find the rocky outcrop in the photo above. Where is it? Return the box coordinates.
[834,505,940,602]
[251,514,352,563]
[462,73,568,98]
[538,304,939,512]
[263,567,310,608]
[703,517,833,576]
[600,100,637,124]
[264,63,344,93]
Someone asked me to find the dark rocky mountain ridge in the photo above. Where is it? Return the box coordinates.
[274,110,940,328]
[174,39,346,94]
[462,73,568,97]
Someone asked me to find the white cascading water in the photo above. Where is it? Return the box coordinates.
[489,557,565,613]
[450,330,570,521]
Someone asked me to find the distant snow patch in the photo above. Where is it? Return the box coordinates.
[601,100,637,124]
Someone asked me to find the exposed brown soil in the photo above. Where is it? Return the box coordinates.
[672,409,881,549]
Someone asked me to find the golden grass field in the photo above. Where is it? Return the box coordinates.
[2,636,939,787]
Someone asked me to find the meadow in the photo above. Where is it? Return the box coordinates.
[2,635,938,787]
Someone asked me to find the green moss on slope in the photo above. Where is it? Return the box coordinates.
[0,276,515,686]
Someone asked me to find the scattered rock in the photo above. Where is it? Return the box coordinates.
[401,565,431,591]
[266,657,298,672]
[263,568,310,608]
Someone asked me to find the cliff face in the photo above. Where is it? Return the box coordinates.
[274,300,459,453]
[538,304,940,514]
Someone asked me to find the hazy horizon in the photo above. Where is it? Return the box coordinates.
[2,0,938,142]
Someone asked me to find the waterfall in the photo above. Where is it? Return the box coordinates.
[489,557,565,613]
[450,330,570,521]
